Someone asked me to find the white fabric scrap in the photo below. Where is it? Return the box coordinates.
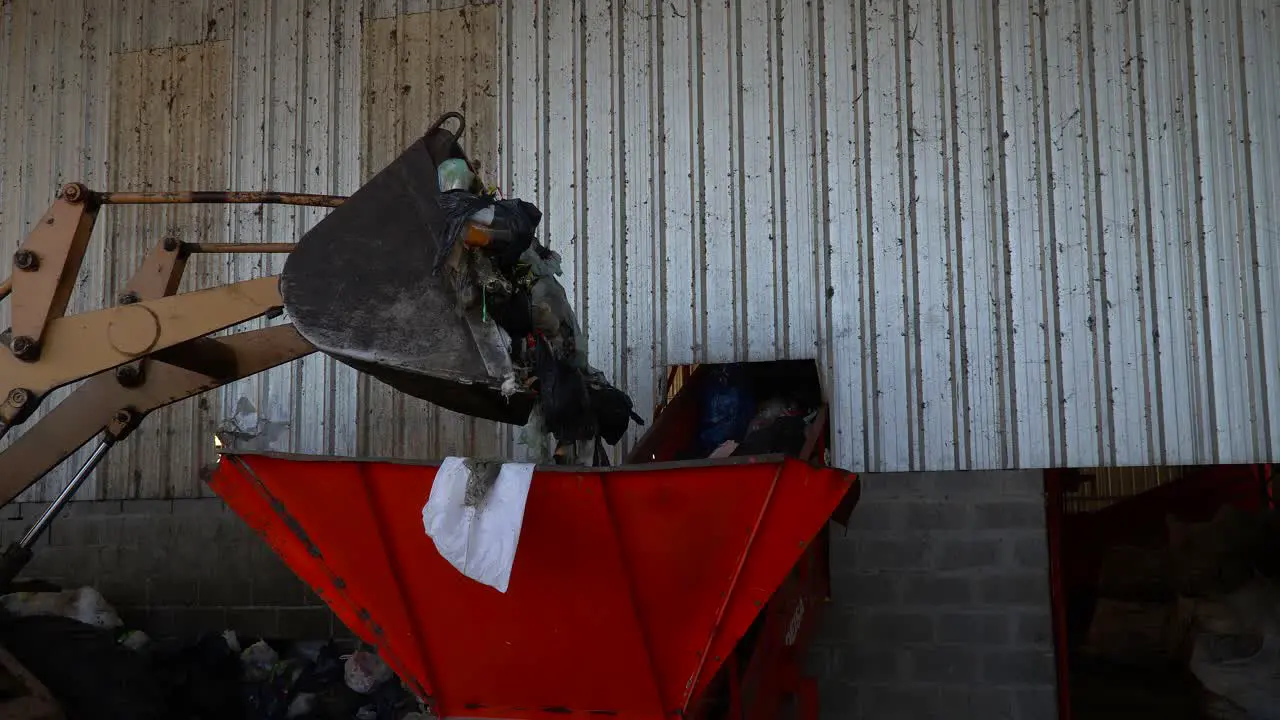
[422,457,534,593]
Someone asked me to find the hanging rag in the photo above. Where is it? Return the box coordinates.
[421,457,535,593]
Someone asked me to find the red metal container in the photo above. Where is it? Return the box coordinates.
[211,453,854,719]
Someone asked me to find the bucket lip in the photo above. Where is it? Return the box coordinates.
[216,449,829,475]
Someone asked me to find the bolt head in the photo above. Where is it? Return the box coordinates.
[112,409,134,426]
[9,336,37,361]
[61,183,85,203]
[6,389,29,407]
[115,364,142,387]
[12,250,38,271]
[163,237,180,252]
[117,291,140,305]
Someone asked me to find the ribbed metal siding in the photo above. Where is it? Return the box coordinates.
[499,0,1280,473]
[2,0,1279,501]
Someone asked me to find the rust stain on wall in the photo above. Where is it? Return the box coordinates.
[358,5,507,461]
[104,40,231,498]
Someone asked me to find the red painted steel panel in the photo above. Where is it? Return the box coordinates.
[210,453,854,720]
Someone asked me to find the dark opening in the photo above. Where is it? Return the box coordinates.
[1046,465,1278,720]
[628,360,827,466]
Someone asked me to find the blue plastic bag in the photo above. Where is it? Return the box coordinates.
[696,365,756,456]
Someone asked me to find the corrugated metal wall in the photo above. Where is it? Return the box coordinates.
[1,0,1278,501]
[500,0,1280,473]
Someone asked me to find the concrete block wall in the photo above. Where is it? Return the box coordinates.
[815,470,1059,719]
[0,497,348,640]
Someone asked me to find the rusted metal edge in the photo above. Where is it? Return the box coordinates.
[95,191,347,207]
[216,449,796,474]
[185,243,296,254]
[679,463,785,713]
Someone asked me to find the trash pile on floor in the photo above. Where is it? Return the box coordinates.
[1079,504,1280,719]
[0,586,427,720]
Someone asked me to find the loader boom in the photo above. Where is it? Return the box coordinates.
[0,185,338,507]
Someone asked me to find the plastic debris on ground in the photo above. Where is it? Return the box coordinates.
[0,579,422,720]
[0,585,123,629]
[344,650,394,695]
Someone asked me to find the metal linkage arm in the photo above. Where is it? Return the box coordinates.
[0,184,339,501]
[0,325,314,507]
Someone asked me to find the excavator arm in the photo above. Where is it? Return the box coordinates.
[0,186,340,507]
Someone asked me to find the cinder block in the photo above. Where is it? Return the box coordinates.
[166,607,230,638]
[857,684,939,718]
[900,575,974,606]
[184,515,225,544]
[852,612,933,645]
[172,497,228,516]
[836,648,902,683]
[225,607,281,640]
[983,649,1056,686]
[804,645,833,679]
[50,517,104,547]
[817,680,861,719]
[0,521,28,545]
[253,575,310,607]
[861,473,933,500]
[121,499,173,515]
[19,502,51,521]
[936,687,1017,719]
[904,501,970,530]
[908,646,982,682]
[198,576,254,607]
[932,471,1006,497]
[118,515,162,547]
[844,499,897,531]
[147,578,200,607]
[934,538,1003,571]
[62,500,123,516]
[974,501,1045,530]
[97,576,148,607]
[1000,472,1045,498]
[937,612,1011,646]
[1012,535,1049,569]
[830,571,898,606]
[98,516,130,547]
[979,573,1050,606]
[855,534,929,571]
[1014,611,1053,647]
[277,608,335,639]
[1013,686,1058,719]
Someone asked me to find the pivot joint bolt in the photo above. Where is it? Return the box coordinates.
[13,250,38,272]
[115,364,142,387]
[10,336,39,362]
[163,237,180,252]
[6,389,30,408]
[61,183,87,204]
[117,291,140,305]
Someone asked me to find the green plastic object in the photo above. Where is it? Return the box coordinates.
[437,158,475,193]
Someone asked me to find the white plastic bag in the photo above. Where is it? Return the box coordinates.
[1187,578,1280,720]
[241,640,280,683]
[422,457,534,593]
[344,650,393,694]
[0,586,122,629]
